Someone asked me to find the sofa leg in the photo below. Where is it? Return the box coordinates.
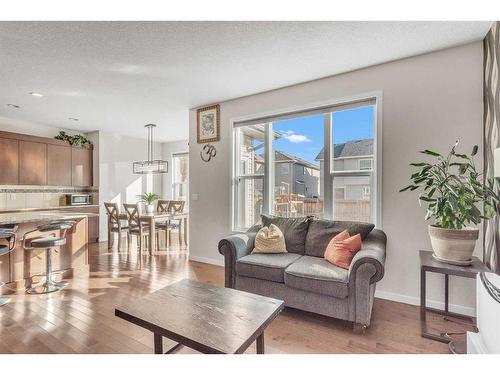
[353,323,367,334]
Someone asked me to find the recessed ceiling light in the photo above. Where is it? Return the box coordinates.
[29,92,43,97]
[6,103,20,108]
[68,117,79,121]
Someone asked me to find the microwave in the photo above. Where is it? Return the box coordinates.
[65,194,92,206]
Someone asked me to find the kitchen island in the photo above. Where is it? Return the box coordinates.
[0,210,98,292]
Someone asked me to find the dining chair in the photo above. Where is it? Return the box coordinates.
[155,200,171,248]
[167,200,186,247]
[104,202,129,250]
[123,203,157,254]
[157,199,171,213]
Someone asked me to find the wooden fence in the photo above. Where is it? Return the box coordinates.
[274,198,370,222]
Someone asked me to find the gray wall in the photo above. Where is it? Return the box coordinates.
[188,42,483,314]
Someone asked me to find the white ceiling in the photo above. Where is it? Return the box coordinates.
[0,21,492,142]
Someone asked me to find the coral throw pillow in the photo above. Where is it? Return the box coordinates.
[324,230,362,269]
[252,224,287,254]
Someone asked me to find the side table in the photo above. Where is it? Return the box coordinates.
[419,250,487,353]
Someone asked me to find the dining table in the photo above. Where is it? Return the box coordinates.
[118,211,189,254]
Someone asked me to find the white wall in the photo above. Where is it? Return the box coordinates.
[161,140,189,199]
[96,131,163,241]
[188,42,483,314]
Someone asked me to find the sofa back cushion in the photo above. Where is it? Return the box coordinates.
[305,218,374,257]
[261,214,310,254]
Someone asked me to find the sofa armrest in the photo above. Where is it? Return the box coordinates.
[348,229,386,284]
[218,232,257,288]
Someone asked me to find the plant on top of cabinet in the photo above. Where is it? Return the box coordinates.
[55,131,93,147]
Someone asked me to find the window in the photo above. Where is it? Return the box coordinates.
[234,124,266,231]
[331,104,375,223]
[233,96,379,230]
[359,159,373,170]
[172,153,189,205]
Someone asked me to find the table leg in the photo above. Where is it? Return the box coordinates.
[183,217,188,246]
[256,332,264,354]
[445,274,449,313]
[154,333,163,354]
[420,268,426,322]
[149,216,155,255]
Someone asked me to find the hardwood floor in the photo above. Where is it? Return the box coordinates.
[0,235,461,354]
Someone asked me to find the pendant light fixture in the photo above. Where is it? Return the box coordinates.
[133,124,168,174]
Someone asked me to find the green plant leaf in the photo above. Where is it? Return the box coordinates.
[471,145,478,156]
[420,149,441,157]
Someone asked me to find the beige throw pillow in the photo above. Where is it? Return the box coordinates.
[252,224,287,254]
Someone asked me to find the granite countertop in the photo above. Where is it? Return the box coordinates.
[0,211,99,225]
[0,205,99,213]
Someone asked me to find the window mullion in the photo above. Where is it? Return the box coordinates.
[323,113,333,220]
[263,122,274,215]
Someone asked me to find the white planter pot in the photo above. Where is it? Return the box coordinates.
[145,204,154,214]
[428,225,479,265]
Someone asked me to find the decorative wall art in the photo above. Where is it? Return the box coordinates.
[197,104,220,143]
[200,143,217,162]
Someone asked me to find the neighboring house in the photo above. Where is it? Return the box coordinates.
[255,151,320,198]
[315,139,373,201]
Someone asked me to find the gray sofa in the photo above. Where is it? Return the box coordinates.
[218,216,387,330]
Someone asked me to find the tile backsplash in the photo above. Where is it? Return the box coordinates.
[0,186,99,210]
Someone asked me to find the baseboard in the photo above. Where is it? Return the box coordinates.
[375,289,476,317]
[189,255,224,267]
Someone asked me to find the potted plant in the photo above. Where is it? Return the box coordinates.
[400,141,499,265]
[138,193,160,214]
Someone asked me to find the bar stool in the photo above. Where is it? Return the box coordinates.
[0,224,18,307]
[22,221,75,294]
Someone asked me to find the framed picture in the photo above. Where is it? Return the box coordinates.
[197,104,220,143]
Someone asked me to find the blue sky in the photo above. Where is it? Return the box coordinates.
[272,105,374,164]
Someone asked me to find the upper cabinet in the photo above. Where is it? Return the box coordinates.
[71,147,93,187]
[0,131,93,187]
[19,141,47,186]
[0,138,19,184]
[47,144,72,186]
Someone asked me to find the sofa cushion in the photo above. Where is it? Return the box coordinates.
[284,255,349,298]
[261,214,310,254]
[305,218,374,257]
[236,253,302,283]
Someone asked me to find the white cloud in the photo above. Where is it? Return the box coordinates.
[282,130,312,143]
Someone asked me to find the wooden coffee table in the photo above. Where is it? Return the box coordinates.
[115,279,284,354]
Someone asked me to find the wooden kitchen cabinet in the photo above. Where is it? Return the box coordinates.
[19,140,47,185]
[0,131,93,187]
[47,144,72,186]
[0,137,19,184]
[71,147,93,187]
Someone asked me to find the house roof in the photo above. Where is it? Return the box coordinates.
[255,150,320,170]
[315,139,373,161]
[275,151,320,170]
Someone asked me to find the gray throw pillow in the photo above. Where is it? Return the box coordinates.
[305,218,375,257]
[261,214,311,254]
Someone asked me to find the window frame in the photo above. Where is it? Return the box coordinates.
[230,91,382,232]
